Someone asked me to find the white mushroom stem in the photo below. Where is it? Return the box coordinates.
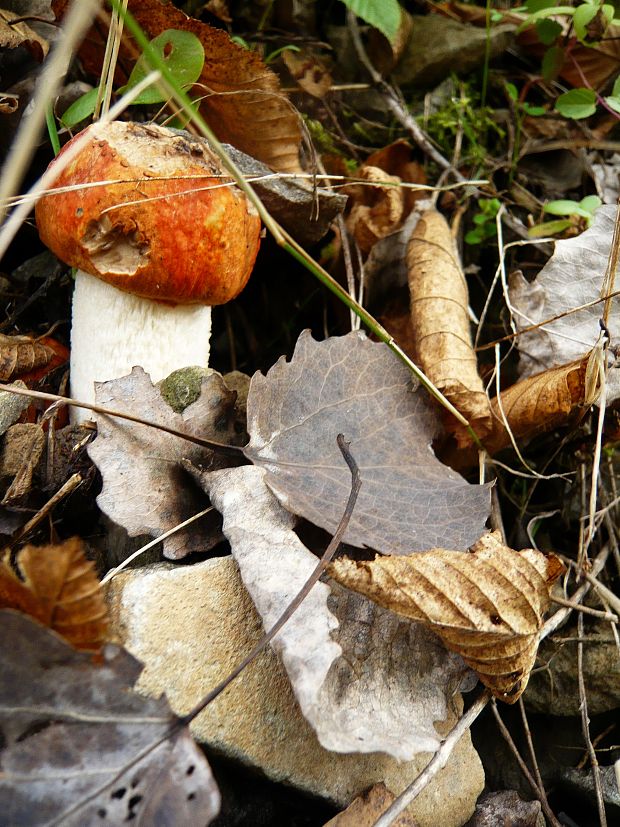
[70,270,212,423]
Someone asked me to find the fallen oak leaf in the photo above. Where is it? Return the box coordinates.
[407,210,492,442]
[0,537,108,650]
[0,609,220,825]
[328,531,565,702]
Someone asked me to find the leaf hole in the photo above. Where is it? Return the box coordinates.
[97,809,107,819]
[186,764,195,776]
[187,792,196,801]
[130,776,141,788]
[490,614,501,625]
[128,795,143,809]
[111,787,126,800]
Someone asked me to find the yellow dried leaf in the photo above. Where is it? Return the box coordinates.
[345,166,405,254]
[447,357,588,465]
[329,531,564,703]
[0,537,108,650]
[407,210,492,439]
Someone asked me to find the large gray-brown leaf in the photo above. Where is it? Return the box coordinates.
[0,609,220,826]
[89,367,242,559]
[244,330,491,553]
[509,204,620,400]
[191,464,473,759]
[329,531,565,703]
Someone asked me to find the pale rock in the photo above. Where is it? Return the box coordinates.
[106,557,484,827]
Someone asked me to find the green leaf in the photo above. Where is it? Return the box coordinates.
[526,0,559,12]
[542,44,565,81]
[573,3,598,41]
[536,18,563,44]
[605,94,620,113]
[465,228,484,245]
[523,103,546,115]
[506,82,519,101]
[543,199,582,216]
[120,29,205,104]
[555,88,597,119]
[579,195,602,215]
[60,87,98,128]
[338,0,402,44]
[528,218,573,237]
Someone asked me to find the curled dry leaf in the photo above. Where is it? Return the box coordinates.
[282,48,332,99]
[329,531,565,703]
[345,141,427,255]
[52,0,302,172]
[448,357,589,467]
[407,210,492,441]
[324,782,418,827]
[0,610,220,826]
[0,537,108,650]
[0,423,45,505]
[0,333,68,383]
[192,464,472,760]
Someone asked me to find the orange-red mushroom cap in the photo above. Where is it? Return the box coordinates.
[35,121,261,305]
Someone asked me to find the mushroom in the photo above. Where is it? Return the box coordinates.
[35,120,261,421]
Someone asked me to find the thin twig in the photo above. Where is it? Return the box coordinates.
[0,383,243,457]
[550,596,618,624]
[492,701,562,827]
[518,697,552,814]
[178,433,361,725]
[10,473,82,545]
[100,507,214,585]
[577,612,608,826]
[372,689,492,827]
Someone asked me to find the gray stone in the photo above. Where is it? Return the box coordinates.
[106,556,484,827]
[393,16,515,90]
[525,621,620,715]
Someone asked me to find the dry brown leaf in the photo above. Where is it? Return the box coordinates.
[345,166,404,254]
[345,141,427,254]
[0,537,108,650]
[52,0,301,172]
[329,531,565,703]
[446,357,588,467]
[0,423,45,504]
[0,333,68,383]
[282,48,332,99]
[0,8,48,61]
[407,210,492,440]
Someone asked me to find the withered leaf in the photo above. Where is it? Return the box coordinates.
[329,531,565,702]
[509,205,620,400]
[192,464,472,759]
[244,330,491,554]
[282,48,332,99]
[0,423,44,504]
[448,357,589,466]
[324,782,419,827]
[0,537,107,650]
[0,610,220,826]
[52,0,302,172]
[345,165,405,254]
[0,8,48,62]
[89,367,242,559]
[407,210,492,440]
[0,333,68,383]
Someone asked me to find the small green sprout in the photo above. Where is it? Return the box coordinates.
[528,195,602,237]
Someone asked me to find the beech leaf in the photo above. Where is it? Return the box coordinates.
[244,330,491,553]
[0,537,108,651]
[191,464,473,759]
[0,610,219,826]
[329,531,565,702]
[509,205,620,400]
